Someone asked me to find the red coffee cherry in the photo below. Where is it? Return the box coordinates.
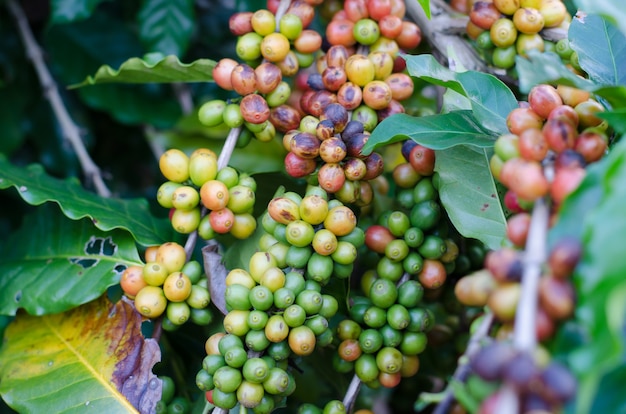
[506,212,531,247]
[213,58,238,91]
[255,62,283,94]
[229,12,253,35]
[574,131,607,163]
[470,1,503,30]
[499,158,549,201]
[231,64,258,96]
[240,94,270,125]
[528,84,563,119]
[365,224,396,254]
[550,166,585,205]
[507,107,544,135]
[539,276,575,320]
[395,21,422,50]
[518,128,549,161]
[318,163,346,193]
[285,152,317,178]
[270,104,302,132]
[542,118,577,153]
[408,144,436,176]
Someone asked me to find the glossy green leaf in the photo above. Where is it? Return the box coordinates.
[70,55,216,88]
[0,156,173,247]
[418,0,431,19]
[550,139,626,414]
[138,0,195,56]
[0,295,161,413]
[50,0,106,23]
[363,111,498,154]
[594,86,626,109]
[44,12,182,127]
[403,54,518,134]
[599,109,626,134]
[589,364,626,413]
[574,0,626,42]
[569,13,626,87]
[435,145,507,250]
[0,205,143,316]
[515,51,596,93]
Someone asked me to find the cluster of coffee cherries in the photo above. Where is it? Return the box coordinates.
[284,114,385,206]
[120,242,212,329]
[468,338,577,413]
[198,188,364,410]
[490,83,607,209]
[332,278,429,388]
[157,148,257,240]
[466,0,571,70]
[155,375,191,414]
[198,1,322,145]
[199,332,296,413]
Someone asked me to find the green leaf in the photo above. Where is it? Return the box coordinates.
[573,0,626,39]
[515,51,596,93]
[0,295,161,413]
[599,109,626,134]
[550,139,626,414]
[0,205,143,316]
[363,111,499,154]
[44,11,182,127]
[137,0,195,56]
[569,13,626,87]
[594,85,626,109]
[403,54,518,134]
[418,0,432,19]
[435,145,507,250]
[50,0,106,23]
[70,55,216,88]
[589,364,626,413]
[0,156,172,247]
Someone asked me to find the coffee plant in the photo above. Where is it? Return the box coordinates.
[0,0,625,413]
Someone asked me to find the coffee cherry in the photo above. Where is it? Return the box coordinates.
[518,127,549,161]
[134,286,168,318]
[550,166,585,205]
[542,118,577,153]
[529,84,563,119]
[488,282,521,322]
[454,269,496,306]
[548,237,582,279]
[470,1,502,30]
[490,18,518,48]
[240,94,271,125]
[507,107,543,135]
[499,158,549,201]
[513,7,545,33]
[396,21,422,50]
[470,341,516,381]
[353,18,381,45]
[326,19,357,47]
[121,265,147,297]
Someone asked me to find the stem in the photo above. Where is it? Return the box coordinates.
[275,0,292,30]
[172,83,194,115]
[432,312,495,414]
[201,401,214,414]
[342,374,362,413]
[405,0,487,73]
[6,0,112,198]
[213,408,227,414]
[513,197,550,352]
[217,127,243,170]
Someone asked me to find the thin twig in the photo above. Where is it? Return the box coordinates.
[513,196,550,352]
[275,0,292,30]
[172,83,194,115]
[6,0,111,197]
[342,374,362,413]
[432,312,495,414]
[405,0,487,73]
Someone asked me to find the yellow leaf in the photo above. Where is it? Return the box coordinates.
[0,295,161,413]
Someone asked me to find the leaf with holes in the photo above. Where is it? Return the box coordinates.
[0,205,143,316]
[138,0,195,56]
[0,295,161,414]
[0,155,172,247]
[435,145,507,250]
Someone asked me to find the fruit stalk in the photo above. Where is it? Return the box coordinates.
[342,374,362,412]
[6,0,112,198]
[432,312,495,414]
[183,126,243,260]
[513,196,550,352]
[405,0,487,72]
